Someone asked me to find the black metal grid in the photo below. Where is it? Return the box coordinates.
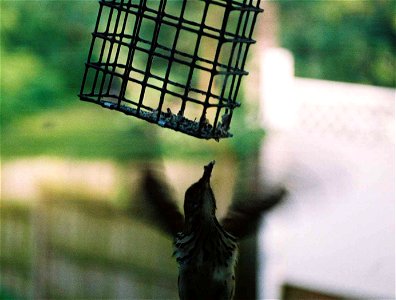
[79,0,263,140]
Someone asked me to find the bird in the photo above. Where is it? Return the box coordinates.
[139,161,287,300]
[175,161,238,300]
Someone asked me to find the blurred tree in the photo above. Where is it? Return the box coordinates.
[0,1,97,126]
[0,1,264,161]
[2,0,394,130]
[278,0,395,87]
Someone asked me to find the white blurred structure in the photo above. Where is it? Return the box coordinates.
[258,48,395,299]
[260,48,296,131]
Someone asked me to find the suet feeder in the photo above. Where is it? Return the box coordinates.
[79,0,263,140]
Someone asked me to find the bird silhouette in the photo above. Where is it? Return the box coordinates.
[139,161,287,300]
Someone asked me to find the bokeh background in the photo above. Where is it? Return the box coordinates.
[1,0,394,299]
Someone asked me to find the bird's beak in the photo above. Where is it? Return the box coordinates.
[202,160,215,183]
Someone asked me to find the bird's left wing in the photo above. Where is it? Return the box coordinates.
[137,167,184,237]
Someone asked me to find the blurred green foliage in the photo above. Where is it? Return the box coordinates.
[1,1,96,120]
[278,0,395,87]
[1,1,393,162]
[0,1,263,161]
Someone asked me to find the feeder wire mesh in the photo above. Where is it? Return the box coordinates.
[79,0,263,140]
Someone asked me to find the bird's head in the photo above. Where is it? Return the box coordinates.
[183,161,217,230]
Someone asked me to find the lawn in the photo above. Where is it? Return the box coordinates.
[1,101,264,162]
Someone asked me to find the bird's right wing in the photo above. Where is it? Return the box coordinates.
[220,186,287,240]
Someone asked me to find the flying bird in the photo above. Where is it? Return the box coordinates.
[140,161,287,300]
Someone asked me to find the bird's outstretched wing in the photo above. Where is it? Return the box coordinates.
[139,167,184,237]
[220,186,287,239]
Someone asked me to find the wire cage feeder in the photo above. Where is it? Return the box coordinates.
[79,0,263,140]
